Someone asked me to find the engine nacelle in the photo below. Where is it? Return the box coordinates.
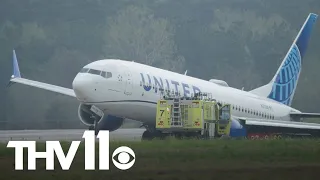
[229,118,247,137]
[78,104,124,132]
[209,79,229,87]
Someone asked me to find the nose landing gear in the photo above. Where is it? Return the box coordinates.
[87,105,104,135]
[88,114,100,135]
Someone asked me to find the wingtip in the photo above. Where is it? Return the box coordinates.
[309,13,318,21]
[12,49,21,78]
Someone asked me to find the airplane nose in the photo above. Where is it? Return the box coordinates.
[72,76,90,101]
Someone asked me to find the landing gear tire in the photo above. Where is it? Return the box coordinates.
[142,130,154,140]
[141,130,166,140]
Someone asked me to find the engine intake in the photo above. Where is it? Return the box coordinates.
[78,104,124,132]
[78,104,103,126]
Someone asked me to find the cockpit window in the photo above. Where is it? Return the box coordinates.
[106,72,112,78]
[79,68,89,73]
[79,68,112,79]
[88,69,101,75]
[101,71,112,79]
[101,71,106,78]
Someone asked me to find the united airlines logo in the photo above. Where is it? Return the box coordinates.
[140,73,201,97]
[268,44,301,106]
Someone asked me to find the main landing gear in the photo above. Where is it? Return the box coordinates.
[141,124,165,140]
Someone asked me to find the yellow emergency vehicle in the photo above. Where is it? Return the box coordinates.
[155,92,232,138]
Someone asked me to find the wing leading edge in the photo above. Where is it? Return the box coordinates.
[8,50,76,97]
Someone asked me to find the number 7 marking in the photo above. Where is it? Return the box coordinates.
[160,110,164,116]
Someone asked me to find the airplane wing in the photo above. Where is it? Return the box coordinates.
[289,112,320,119]
[243,118,320,130]
[236,117,320,130]
[7,50,76,98]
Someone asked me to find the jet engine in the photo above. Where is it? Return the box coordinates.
[78,104,124,132]
[229,118,247,137]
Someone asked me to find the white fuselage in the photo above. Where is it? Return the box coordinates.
[72,59,301,126]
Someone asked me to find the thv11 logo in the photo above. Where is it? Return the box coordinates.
[6,130,136,170]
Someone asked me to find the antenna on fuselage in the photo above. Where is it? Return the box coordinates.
[184,70,187,75]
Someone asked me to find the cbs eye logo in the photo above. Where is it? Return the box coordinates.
[112,146,136,170]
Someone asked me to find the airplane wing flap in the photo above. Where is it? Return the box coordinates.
[10,77,76,97]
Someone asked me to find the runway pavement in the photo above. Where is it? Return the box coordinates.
[0,128,146,142]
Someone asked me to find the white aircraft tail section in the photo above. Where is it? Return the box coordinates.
[250,13,318,106]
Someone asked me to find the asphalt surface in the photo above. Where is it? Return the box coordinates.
[0,128,145,142]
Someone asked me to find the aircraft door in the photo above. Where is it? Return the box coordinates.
[219,105,231,123]
[124,67,133,95]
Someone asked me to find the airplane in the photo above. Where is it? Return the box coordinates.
[7,13,320,139]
